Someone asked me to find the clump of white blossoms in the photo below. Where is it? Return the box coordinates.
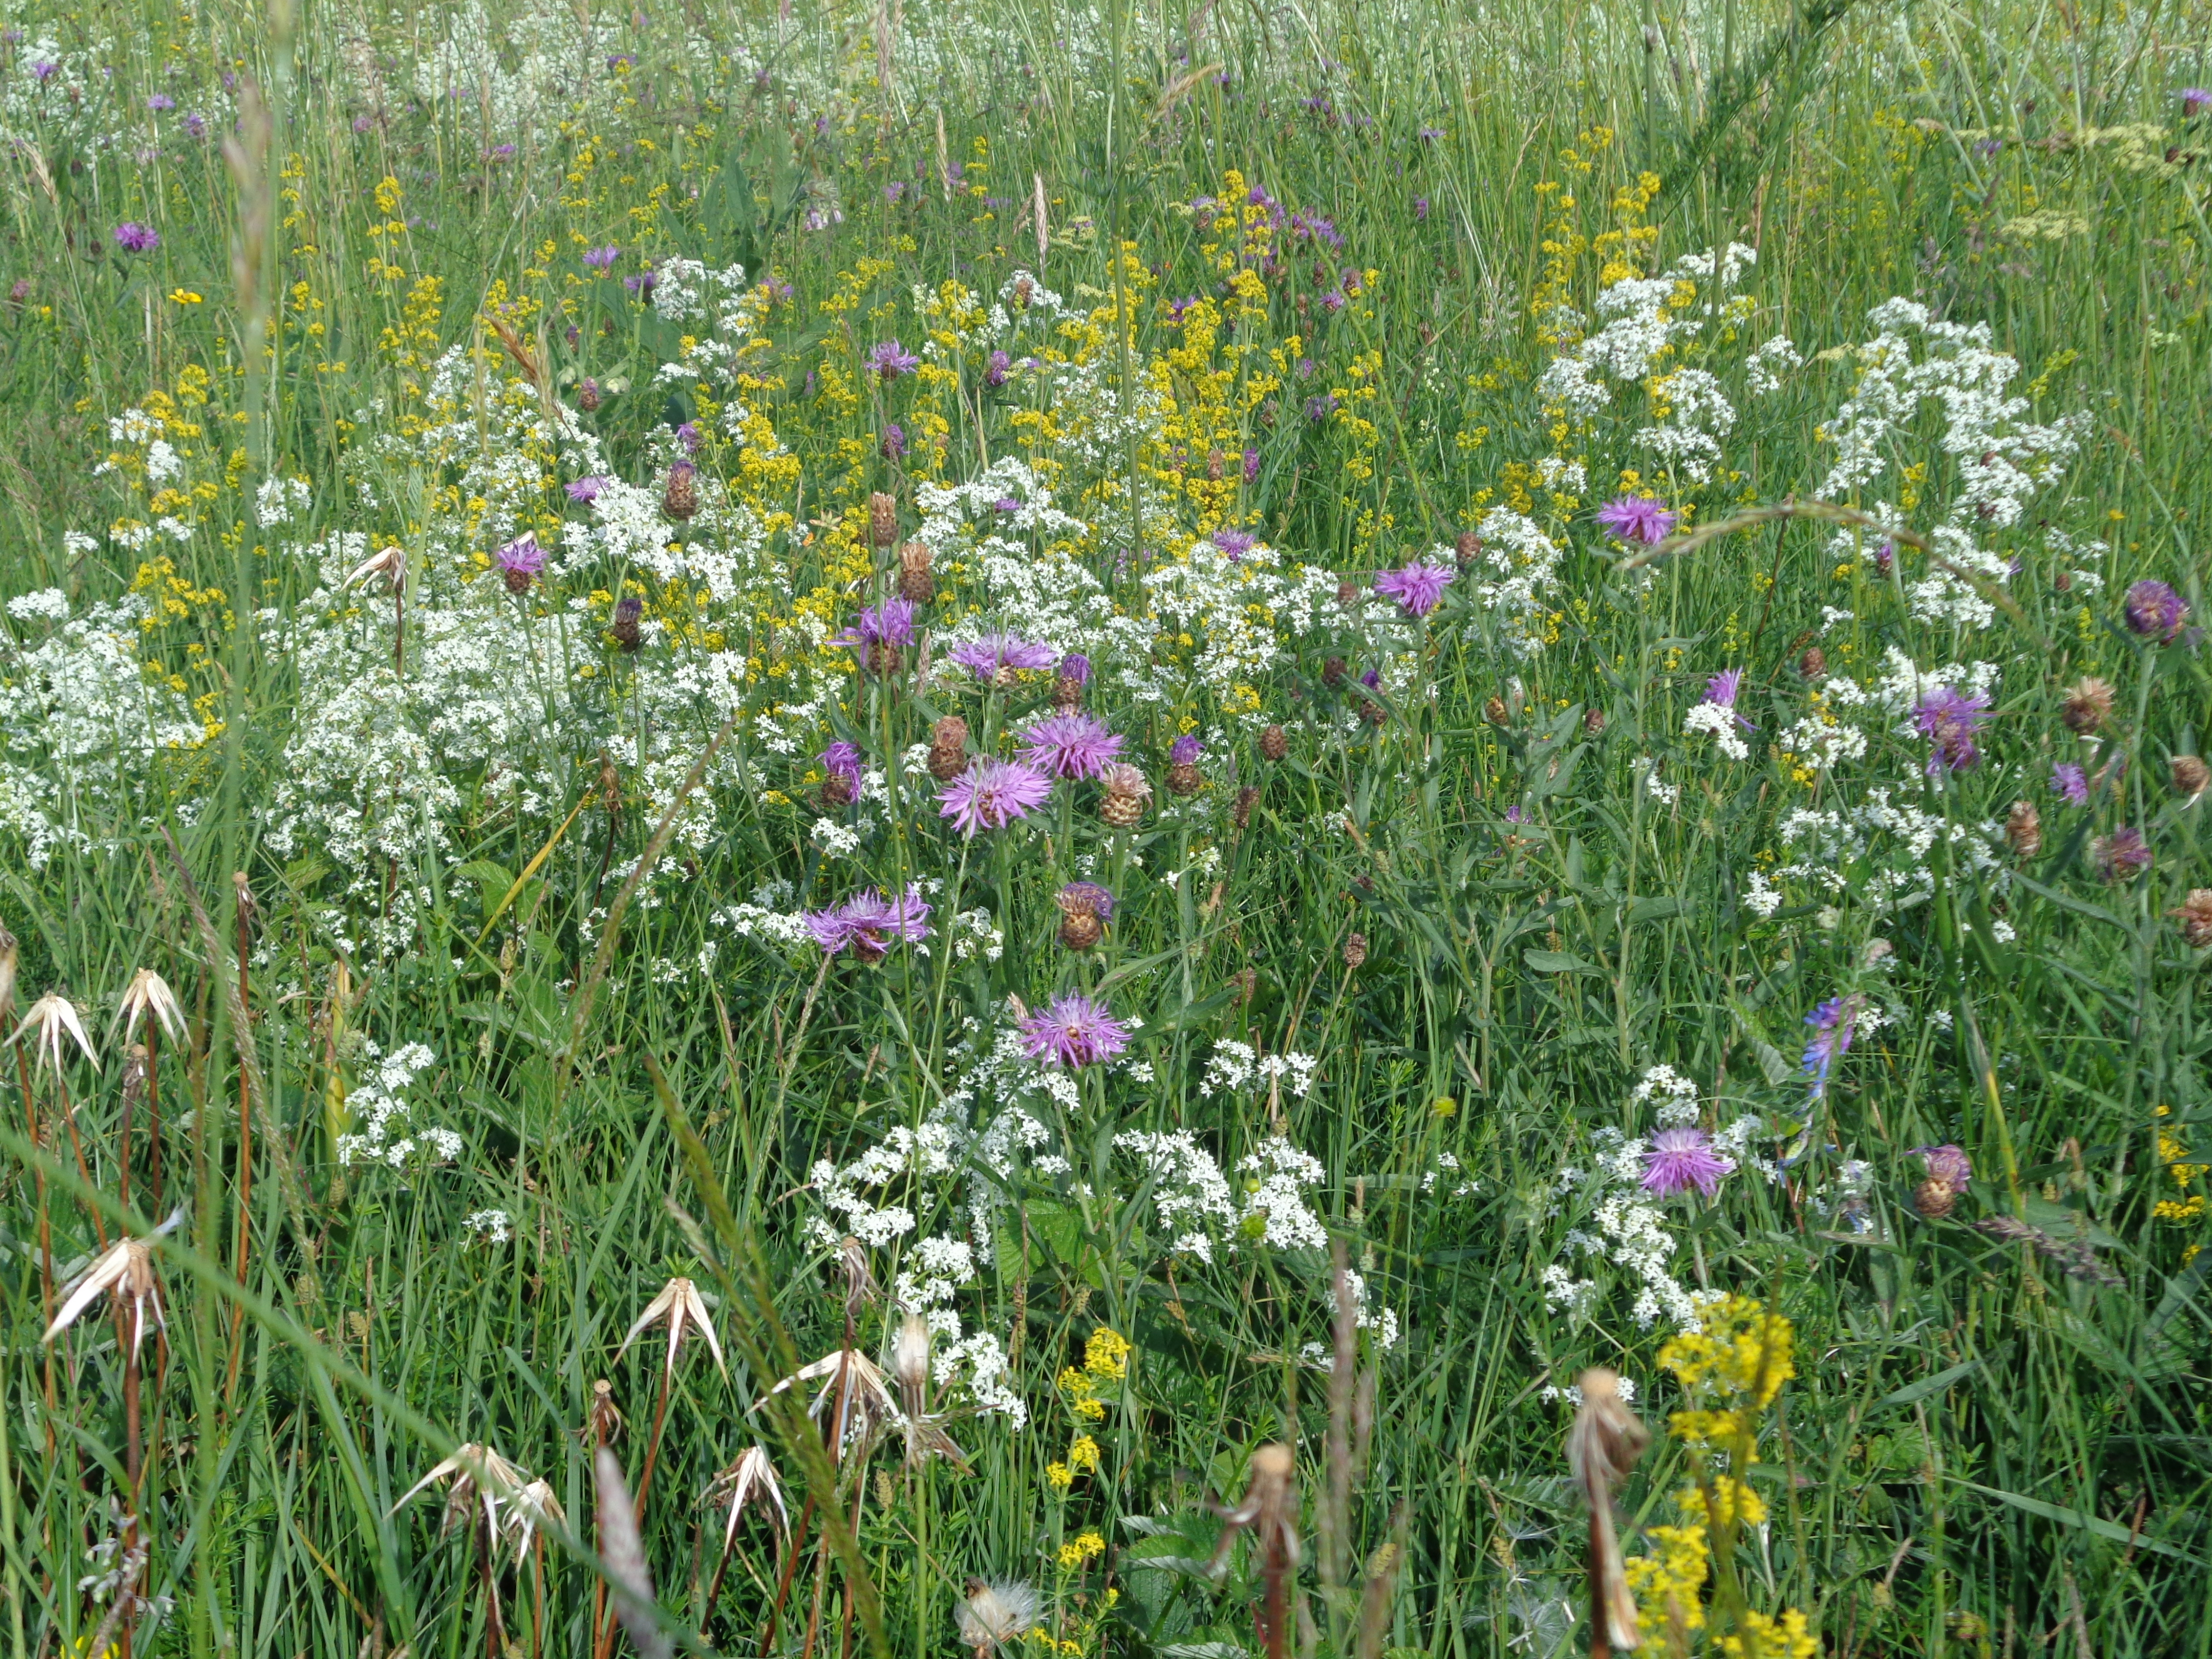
[335,1043,459,1170]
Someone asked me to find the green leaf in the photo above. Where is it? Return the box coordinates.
[1957,1480,2202,1563]
[1878,1359,1977,1407]
[1523,949,1598,975]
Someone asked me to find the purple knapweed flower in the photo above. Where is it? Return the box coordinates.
[805,885,933,959]
[675,421,702,454]
[1019,713,1125,780]
[2051,762,2089,805]
[113,222,160,253]
[820,741,864,793]
[984,349,1012,388]
[948,632,1058,681]
[496,533,546,576]
[1641,1127,1734,1198]
[1243,447,1261,483]
[1913,1144,1973,1188]
[1413,195,1430,221]
[992,496,1021,514]
[1802,994,1865,1100]
[868,338,921,381]
[938,757,1054,836]
[583,244,620,270]
[832,598,917,652]
[1057,652,1091,685]
[2124,578,2191,641]
[1169,734,1204,767]
[147,93,175,111]
[1374,561,1455,617]
[1914,686,1993,775]
[880,422,905,461]
[1701,668,1758,731]
[2184,88,2212,116]
[566,475,611,502]
[1059,881,1115,921]
[183,112,207,137]
[2093,825,2152,881]
[1304,393,1338,422]
[1212,529,1257,560]
[1595,495,1677,545]
[1018,993,1132,1068]
[623,270,657,296]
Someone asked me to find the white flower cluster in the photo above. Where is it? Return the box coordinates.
[1297,1267,1402,1367]
[1198,1039,1320,1100]
[1628,1064,1702,1127]
[1683,698,1750,762]
[335,1043,459,1169]
[464,1209,514,1245]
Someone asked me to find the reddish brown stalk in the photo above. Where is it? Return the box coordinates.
[233,875,253,1287]
[758,1494,818,1657]
[53,1073,106,1249]
[143,1022,162,1213]
[633,1364,675,1519]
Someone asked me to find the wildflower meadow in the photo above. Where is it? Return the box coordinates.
[4,2,2212,1657]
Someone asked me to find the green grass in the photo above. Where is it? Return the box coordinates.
[3,3,2212,1659]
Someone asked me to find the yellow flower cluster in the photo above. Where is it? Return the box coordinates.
[1055,1327,1131,1425]
[2154,1107,2207,1223]
[1054,1531,1105,1571]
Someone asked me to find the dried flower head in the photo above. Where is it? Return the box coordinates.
[868,490,897,548]
[1322,656,1349,689]
[705,1446,787,1549]
[2091,825,2151,882]
[43,1212,182,1358]
[1099,763,1152,828]
[661,459,699,521]
[2171,889,2212,948]
[897,540,935,603]
[1343,932,1368,970]
[11,991,97,1075]
[2061,677,2115,735]
[2174,755,2209,799]
[1913,1178,1958,1220]
[2124,578,2190,641]
[113,967,184,1044]
[2004,800,2043,857]
[395,1443,529,1540]
[617,1276,726,1379]
[1564,1369,1649,1655]
[1799,644,1826,680]
[1258,724,1289,762]
[957,1579,1039,1656]
[611,595,644,652]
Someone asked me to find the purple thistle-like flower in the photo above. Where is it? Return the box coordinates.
[1243,447,1261,483]
[948,632,1058,680]
[183,111,207,137]
[2051,762,2089,805]
[2093,825,2152,881]
[1641,1127,1734,1198]
[496,533,547,574]
[868,339,921,381]
[2184,88,2212,116]
[1802,994,1865,1100]
[1875,540,1896,576]
[623,270,657,295]
[1019,713,1125,779]
[1059,881,1116,921]
[938,757,1053,836]
[583,244,620,269]
[2124,578,2191,641]
[1595,495,1677,545]
[1702,668,1757,731]
[1304,392,1338,422]
[993,497,1021,514]
[806,884,931,957]
[148,93,175,111]
[1213,529,1257,560]
[113,222,160,253]
[985,349,1012,388]
[567,475,612,502]
[1373,561,1455,617]
[676,421,702,454]
[880,422,905,461]
[1413,195,1430,221]
[833,598,916,652]
[1914,686,1993,775]
[1057,652,1091,685]
[820,741,864,791]
[1169,734,1204,767]
[1913,1144,1973,1188]
[1018,993,1132,1068]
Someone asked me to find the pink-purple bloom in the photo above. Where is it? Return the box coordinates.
[881,422,905,461]
[2093,825,2152,881]
[1018,713,1125,779]
[1018,993,1132,1068]
[1641,1127,1734,1198]
[1595,495,1677,545]
[1057,652,1091,685]
[805,885,931,957]
[820,741,863,792]
[583,244,620,269]
[1059,881,1115,920]
[1702,668,1756,730]
[948,632,1058,680]
[1212,529,1257,559]
[938,757,1054,835]
[833,598,917,652]
[984,350,1012,388]
[868,339,921,380]
[496,534,547,574]
[2051,762,2088,805]
[2124,578,2191,641]
[1914,686,1992,774]
[1373,561,1455,617]
[1169,734,1204,767]
[113,222,160,253]
[1913,1144,1973,1188]
[567,475,612,502]
[1802,994,1865,1100]
[2184,88,2212,116]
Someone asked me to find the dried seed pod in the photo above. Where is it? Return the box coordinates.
[1913,1178,1957,1220]
[2061,676,2114,735]
[926,715,969,782]
[868,490,897,548]
[1258,724,1288,762]
[611,595,644,652]
[1800,644,1827,680]
[1342,931,1367,969]
[1057,906,1103,952]
[1583,705,1606,734]
[1321,656,1349,689]
[1099,763,1151,828]
[820,773,855,809]
[2054,567,2073,593]
[1359,695,1387,727]
[1206,448,1225,482]
[1167,761,1204,797]
[897,540,934,603]
[1336,579,1361,608]
[1233,785,1259,830]
[578,377,602,413]
[1051,672,1085,713]
[2171,888,2212,948]
[2004,799,2042,857]
[1483,696,1508,727]
[1454,529,1480,567]
[2174,755,2210,799]
[1012,274,1034,308]
[662,461,699,522]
